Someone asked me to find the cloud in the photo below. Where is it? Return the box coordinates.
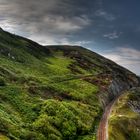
[103,31,122,39]
[28,33,91,46]
[0,0,92,44]
[95,10,116,21]
[43,15,91,32]
[0,0,91,31]
[56,38,91,46]
[102,47,140,75]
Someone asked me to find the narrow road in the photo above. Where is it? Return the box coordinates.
[97,96,120,140]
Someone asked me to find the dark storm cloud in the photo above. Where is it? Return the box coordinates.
[0,0,93,33]
[0,0,99,44]
[0,0,117,43]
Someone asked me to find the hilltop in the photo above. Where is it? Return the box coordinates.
[0,28,139,140]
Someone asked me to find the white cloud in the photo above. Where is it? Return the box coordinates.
[102,47,140,75]
[28,33,91,46]
[43,15,91,32]
[95,10,116,21]
[103,31,122,39]
[55,38,91,46]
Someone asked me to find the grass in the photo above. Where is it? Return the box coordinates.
[0,32,102,139]
[108,89,140,140]
[0,134,10,140]
[50,79,99,102]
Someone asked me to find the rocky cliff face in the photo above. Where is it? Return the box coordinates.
[99,66,139,107]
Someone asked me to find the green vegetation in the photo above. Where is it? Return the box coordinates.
[0,28,139,140]
[0,29,104,140]
[0,78,5,86]
[108,88,140,140]
[33,99,100,139]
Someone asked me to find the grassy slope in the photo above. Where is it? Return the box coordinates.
[108,88,140,140]
[0,29,106,140]
[0,28,139,140]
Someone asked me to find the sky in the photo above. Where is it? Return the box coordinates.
[0,0,140,75]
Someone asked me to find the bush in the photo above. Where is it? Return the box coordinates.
[0,78,6,86]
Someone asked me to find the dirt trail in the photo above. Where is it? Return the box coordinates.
[97,95,121,140]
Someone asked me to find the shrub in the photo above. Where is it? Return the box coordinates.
[0,78,6,86]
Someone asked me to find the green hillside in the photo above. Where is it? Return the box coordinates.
[0,28,139,140]
[109,88,140,140]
